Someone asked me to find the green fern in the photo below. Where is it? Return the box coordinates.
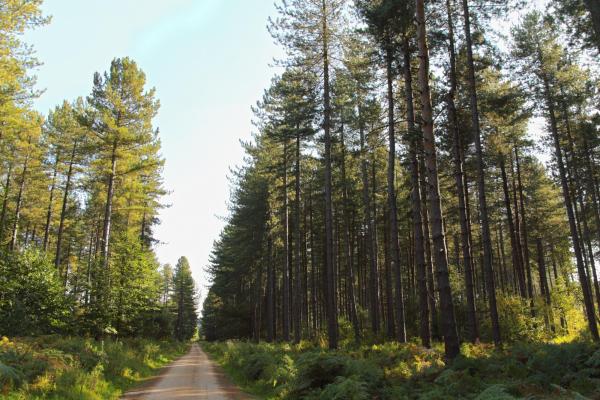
[0,360,24,390]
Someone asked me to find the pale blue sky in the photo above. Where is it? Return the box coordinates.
[25,0,283,298]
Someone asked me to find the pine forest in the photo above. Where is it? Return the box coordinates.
[3,0,600,398]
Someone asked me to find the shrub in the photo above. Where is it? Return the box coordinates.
[0,250,71,336]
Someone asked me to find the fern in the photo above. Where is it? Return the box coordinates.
[0,360,24,390]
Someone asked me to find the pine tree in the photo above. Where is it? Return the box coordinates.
[84,57,160,271]
[512,12,599,340]
[460,0,501,345]
[172,256,198,341]
[270,0,348,349]
[356,0,410,343]
[415,0,460,359]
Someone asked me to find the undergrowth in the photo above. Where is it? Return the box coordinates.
[202,338,600,399]
[0,335,188,399]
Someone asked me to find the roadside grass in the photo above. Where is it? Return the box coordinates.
[202,338,600,399]
[0,336,188,399]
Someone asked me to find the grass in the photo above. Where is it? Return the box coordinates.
[0,335,188,399]
[201,338,600,399]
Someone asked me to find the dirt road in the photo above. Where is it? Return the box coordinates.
[122,343,250,399]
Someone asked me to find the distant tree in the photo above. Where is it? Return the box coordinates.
[160,264,174,307]
[172,256,198,341]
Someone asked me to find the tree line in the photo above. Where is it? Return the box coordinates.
[202,0,600,359]
[0,0,197,341]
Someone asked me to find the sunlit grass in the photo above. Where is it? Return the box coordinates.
[0,336,188,399]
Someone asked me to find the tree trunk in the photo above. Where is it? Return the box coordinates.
[562,98,600,321]
[10,155,29,251]
[340,127,360,342]
[584,204,600,315]
[282,138,291,341]
[583,0,600,52]
[383,216,395,338]
[359,108,380,334]
[85,226,95,306]
[415,0,460,359]
[253,262,263,343]
[498,224,508,293]
[385,44,406,343]
[373,161,385,329]
[293,130,303,343]
[140,209,147,246]
[536,238,554,331]
[499,156,527,298]
[402,37,430,347]
[309,185,318,335]
[582,134,600,289]
[542,72,599,340]
[445,0,478,343]
[514,148,534,304]
[55,142,77,268]
[511,153,533,305]
[322,0,337,349]
[100,141,117,269]
[420,156,439,339]
[461,0,501,345]
[43,153,60,252]
[0,163,12,243]
[266,235,275,342]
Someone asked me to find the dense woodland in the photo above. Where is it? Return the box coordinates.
[202,0,600,360]
[0,0,197,341]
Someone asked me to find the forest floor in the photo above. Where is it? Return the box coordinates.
[122,343,249,399]
[201,338,600,399]
[0,336,188,399]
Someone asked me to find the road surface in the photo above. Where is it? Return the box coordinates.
[122,343,250,399]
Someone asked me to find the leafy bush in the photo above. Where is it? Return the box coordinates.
[0,250,72,336]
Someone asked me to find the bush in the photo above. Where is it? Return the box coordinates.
[0,250,71,336]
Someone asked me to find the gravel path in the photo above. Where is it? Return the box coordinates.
[122,343,250,399]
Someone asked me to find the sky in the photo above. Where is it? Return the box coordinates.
[24,0,283,302]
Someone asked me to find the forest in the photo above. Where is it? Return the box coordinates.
[0,1,198,398]
[200,0,600,397]
[2,0,600,398]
